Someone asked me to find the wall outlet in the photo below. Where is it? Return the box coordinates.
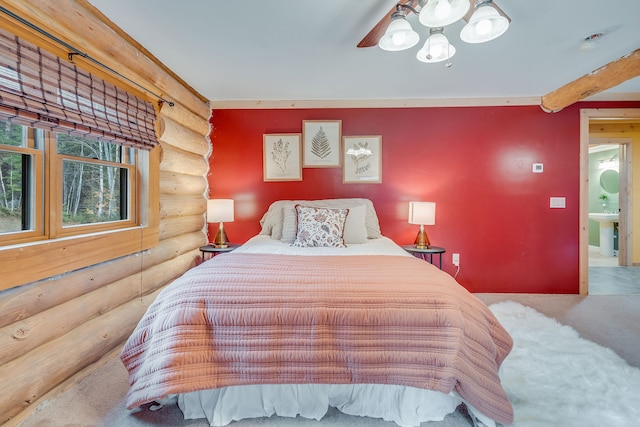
[452,253,460,266]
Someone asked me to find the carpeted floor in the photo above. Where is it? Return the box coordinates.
[16,294,640,427]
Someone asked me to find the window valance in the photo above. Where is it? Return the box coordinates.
[0,27,159,150]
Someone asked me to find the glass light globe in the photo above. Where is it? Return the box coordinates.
[434,0,452,20]
[419,0,470,27]
[460,4,509,43]
[379,16,420,51]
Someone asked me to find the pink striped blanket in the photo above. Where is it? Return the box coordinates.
[120,253,514,425]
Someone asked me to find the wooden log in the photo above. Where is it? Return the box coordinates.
[160,170,207,196]
[541,48,640,112]
[145,232,206,266]
[0,233,204,329]
[160,143,209,177]
[159,101,211,137]
[156,116,210,157]
[0,251,198,367]
[0,0,211,120]
[156,116,211,152]
[160,193,207,219]
[159,215,206,241]
[0,254,145,329]
[0,286,164,424]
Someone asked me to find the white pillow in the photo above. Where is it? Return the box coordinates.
[291,205,348,248]
[342,204,367,244]
[260,198,381,239]
[281,203,298,243]
[259,201,287,239]
[282,203,367,244]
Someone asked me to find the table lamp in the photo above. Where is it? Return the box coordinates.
[408,201,436,249]
[207,199,234,248]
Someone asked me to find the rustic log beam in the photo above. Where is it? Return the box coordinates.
[541,48,640,112]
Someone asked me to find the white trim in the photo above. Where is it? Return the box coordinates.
[585,92,640,102]
[210,92,640,110]
[210,97,542,110]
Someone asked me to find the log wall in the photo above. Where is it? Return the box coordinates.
[0,1,211,424]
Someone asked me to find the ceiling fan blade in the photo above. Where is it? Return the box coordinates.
[357,0,419,48]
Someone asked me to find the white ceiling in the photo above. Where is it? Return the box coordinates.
[88,0,640,106]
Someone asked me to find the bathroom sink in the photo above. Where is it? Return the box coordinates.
[589,213,618,257]
[589,213,619,222]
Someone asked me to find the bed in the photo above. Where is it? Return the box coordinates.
[120,199,514,427]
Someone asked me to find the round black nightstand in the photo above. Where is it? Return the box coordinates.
[402,245,446,269]
[199,243,240,262]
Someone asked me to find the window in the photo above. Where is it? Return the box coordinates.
[55,134,135,234]
[0,120,139,244]
[0,120,42,242]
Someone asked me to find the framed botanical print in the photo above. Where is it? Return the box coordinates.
[302,120,342,167]
[343,135,382,184]
[263,134,302,181]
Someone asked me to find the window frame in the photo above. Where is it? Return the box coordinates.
[48,132,138,239]
[0,127,140,244]
[0,127,43,245]
[0,141,159,291]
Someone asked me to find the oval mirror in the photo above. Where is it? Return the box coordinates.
[600,169,619,194]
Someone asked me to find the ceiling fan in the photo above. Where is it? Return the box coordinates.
[358,0,511,62]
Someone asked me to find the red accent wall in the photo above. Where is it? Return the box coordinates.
[208,102,638,293]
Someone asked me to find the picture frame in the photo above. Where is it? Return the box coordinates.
[302,120,342,167]
[263,133,302,182]
[343,135,382,184]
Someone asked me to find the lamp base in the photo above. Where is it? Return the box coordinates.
[213,223,229,248]
[414,225,430,249]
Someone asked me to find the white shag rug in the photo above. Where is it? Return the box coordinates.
[490,301,640,427]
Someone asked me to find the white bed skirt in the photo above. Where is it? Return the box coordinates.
[176,384,496,427]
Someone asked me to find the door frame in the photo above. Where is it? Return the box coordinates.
[580,108,640,295]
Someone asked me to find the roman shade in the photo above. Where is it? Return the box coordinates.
[0,27,158,150]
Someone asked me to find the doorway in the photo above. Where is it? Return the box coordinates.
[587,141,629,263]
[580,109,640,295]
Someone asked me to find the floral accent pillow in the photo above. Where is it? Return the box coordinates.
[292,205,349,248]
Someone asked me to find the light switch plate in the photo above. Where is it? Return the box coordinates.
[550,197,566,208]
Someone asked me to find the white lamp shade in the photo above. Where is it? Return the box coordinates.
[379,16,420,51]
[460,3,509,44]
[207,199,234,223]
[416,32,455,63]
[419,0,470,27]
[408,202,436,225]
